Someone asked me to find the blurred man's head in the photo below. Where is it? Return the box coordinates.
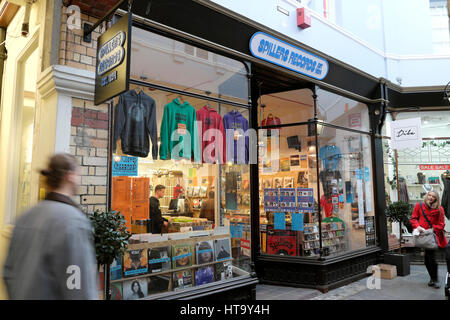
[40,153,79,196]
[155,185,166,199]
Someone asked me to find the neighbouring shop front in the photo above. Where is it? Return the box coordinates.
[90,0,449,299]
[380,87,450,261]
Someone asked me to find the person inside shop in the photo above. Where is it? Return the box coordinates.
[410,190,450,289]
[200,191,215,222]
[148,185,169,234]
[2,153,99,299]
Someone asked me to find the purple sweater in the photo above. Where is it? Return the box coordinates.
[223,110,249,164]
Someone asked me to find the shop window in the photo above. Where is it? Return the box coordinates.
[316,88,371,133]
[259,123,320,258]
[110,84,251,298]
[130,27,248,105]
[258,89,314,126]
[382,110,450,249]
[258,88,375,259]
[318,126,375,255]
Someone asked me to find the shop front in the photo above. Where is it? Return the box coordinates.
[381,86,450,260]
[90,0,449,299]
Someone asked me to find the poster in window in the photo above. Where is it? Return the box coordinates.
[266,227,297,256]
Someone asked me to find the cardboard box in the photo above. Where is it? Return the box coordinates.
[377,264,397,279]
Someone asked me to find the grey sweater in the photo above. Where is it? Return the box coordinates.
[3,198,99,299]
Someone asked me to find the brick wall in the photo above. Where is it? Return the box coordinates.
[59,6,103,71]
[70,98,110,213]
[60,4,111,213]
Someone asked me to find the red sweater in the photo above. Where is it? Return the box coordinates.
[410,202,448,248]
[196,106,226,164]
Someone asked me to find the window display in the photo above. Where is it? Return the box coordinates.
[258,88,376,259]
[110,88,251,299]
[108,26,252,299]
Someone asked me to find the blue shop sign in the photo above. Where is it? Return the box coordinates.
[249,32,329,80]
[112,156,138,176]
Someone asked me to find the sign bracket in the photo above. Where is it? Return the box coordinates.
[83,0,127,42]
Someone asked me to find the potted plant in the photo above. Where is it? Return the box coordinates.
[384,201,411,276]
[88,209,131,300]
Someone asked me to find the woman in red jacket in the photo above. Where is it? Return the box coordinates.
[410,191,450,289]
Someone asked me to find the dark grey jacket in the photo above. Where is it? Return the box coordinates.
[3,193,98,300]
[113,90,158,159]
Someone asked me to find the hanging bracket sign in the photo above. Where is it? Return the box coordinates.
[95,13,132,106]
[390,117,422,150]
[249,31,329,80]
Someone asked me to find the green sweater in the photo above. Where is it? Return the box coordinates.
[159,98,200,162]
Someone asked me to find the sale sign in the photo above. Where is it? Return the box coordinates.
[419,164,450,170]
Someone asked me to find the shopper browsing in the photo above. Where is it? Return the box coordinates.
[148,185,169,234]
[2,153,99,299]
[410,191,450,289]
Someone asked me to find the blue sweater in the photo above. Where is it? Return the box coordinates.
[223,110,249,164]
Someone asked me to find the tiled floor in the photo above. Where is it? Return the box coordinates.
[256,265,449,300]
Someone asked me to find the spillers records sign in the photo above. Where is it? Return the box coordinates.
[95,13,132,105]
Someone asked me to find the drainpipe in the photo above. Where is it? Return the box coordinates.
[0,27,7,105]
[21,0,34,37]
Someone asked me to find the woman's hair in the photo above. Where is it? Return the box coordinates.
[424,190,440,209]
[40,153,78,190]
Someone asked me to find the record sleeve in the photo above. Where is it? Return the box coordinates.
[147,274,170,295]
[172,270,193,291]
[123,249,148,277]
[172,244,193,269]
[195,266,215,286]
[214,238,232,262]
[148,246,171,273]
[195,240,215,265]
[123,278,148,300]
[111,282,123,300]
[110,256,123,280]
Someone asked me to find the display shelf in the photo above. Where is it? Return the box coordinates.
[303,228,345,234]
[112,258,233,284]
[407,184,442,187]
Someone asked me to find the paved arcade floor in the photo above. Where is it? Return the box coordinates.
[256,265,448,300]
